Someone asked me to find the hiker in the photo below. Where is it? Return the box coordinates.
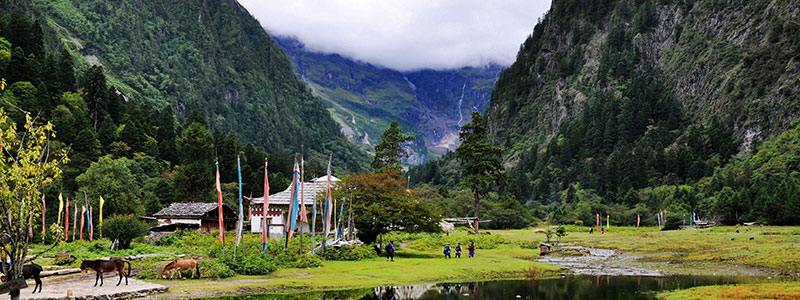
[601,227,605,234]
[468,242,476,258]
[455,242,462,258]
[385,240,395,262]
[589,227,594,234]
[443,244,451,258]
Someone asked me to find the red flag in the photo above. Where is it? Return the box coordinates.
[637,214,640,227]
[79,205,85,241]
[216,162,225,243]
[268,157,269,245]
[596,213,599,227]
[65,197,70,240]
[300,156,308,223]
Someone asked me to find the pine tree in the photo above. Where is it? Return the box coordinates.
[456,112,505,233]
[371,120,413,172]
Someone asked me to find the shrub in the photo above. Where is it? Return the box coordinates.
[218,253,277,275]
[198,259,235,278]
[53,256,75,266]
[662,213,684,231]
[292,254,324,268]
[104,215,148,249]
[320,244,377,261]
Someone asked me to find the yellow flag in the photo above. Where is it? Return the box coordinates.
[57,193,64,226]
[99,196,104,227]
[0,78,6,91]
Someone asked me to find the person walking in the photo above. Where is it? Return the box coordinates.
[385,240,395,262]
[468,242,476,258]
[455,242,462,258]
[443,244,451,258]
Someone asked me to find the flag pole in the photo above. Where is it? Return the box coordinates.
[311,180,317,254]
[299,146,304,253]
[261,157,269,254]
[235,156,244,257]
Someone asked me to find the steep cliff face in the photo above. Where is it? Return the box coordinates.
[274,35,502,164]
[487,0,800,155]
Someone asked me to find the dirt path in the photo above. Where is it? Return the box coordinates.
[19,273,166,300]
[537,246,664,276]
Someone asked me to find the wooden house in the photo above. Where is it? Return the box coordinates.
[249,176,340,238]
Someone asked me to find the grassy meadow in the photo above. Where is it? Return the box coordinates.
[29,225,800,299]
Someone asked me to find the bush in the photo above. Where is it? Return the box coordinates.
[218,253,277,275]
[292,254,324,268]
[320,244,377,261]
[662,213,684,231]
[53,256,75,266]
[198,259,235,278]
[406,233,510,251]
[104,215,148,249]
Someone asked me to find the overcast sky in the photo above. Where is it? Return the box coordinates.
[238,0,551,71]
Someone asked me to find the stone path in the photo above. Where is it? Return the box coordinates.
[19,273,166,300]
[537,246,664,276]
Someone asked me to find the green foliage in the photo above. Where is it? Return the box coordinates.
[291,254,324,268]
[103,215,147,249]
[53,255,74,266]
[662,213,684,231]
[371,120,414,171]
[218,252,277,275]
[398,232,509,251]
[76,156,145,216]
[198,259,235,278]
[319,244,376,261]
[334,169,441,244]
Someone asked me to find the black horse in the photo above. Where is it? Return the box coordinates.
[1,263,43,293]
[80,259,131,286]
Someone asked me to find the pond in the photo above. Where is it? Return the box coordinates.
[216,275,768,300]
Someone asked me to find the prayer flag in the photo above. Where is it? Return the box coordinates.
[287,162,301,238]
[596,213,599,228]
[88,206,93,241]
[324,155,332,240]
[235,156,244,247]
[262,157,269,253]
[65,197,70,240]
[300,155,308,223]
[637,214,640,227]
[311,181,317,254]
[215,162,225,243]
[99,196,104,234]
[57,193,63,226]
[606,214,610,230]
[41,194,46,237]
[79,205,85,241]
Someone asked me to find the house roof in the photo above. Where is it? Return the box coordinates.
[154,202,233,217]
[250,176,340,206]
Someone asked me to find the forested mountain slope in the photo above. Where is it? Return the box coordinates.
[29,0,369,171]
[275,35,503,164]
[412,0,800,225]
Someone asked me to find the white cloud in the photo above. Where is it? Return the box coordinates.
[238,0,551,71]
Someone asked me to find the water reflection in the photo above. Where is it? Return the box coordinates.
[218,275,766,300]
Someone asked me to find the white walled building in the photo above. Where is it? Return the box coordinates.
[249,176,339,238]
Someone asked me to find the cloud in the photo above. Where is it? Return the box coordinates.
[238,0,551,71]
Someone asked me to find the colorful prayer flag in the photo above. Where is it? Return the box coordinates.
[41,194,46,237]
[235,156,244,248]
[596,213,599,228]
[606,214,610,230]
[324,155,332,241]
[79,205,85,241]
[64,197,70,240]
[300,155,308,223]
[287,162,301,239]
[99,196,104,234]
[88,206,93,241]
[57,193,63,226]
[637,214,640,227]
[215,162,225,243]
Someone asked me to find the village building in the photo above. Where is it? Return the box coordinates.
[149,202,237,242]
[249,176,339,238]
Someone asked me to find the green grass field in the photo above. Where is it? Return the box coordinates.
[31,226,800,299]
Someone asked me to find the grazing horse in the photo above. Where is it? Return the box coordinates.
[162,259,199,279]
[1,263,43,293]
[79,259,131,286]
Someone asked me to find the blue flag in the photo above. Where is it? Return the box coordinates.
[289,163,301,233]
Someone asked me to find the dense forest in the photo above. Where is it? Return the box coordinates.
[411,0,800,227]
[24,0,370,172]
[0,9,334,240]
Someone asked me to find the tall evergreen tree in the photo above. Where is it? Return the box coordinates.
[371,120,413,172]
[456,112,505,233]
[175,117,214,201]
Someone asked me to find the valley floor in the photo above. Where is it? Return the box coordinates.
[148,226,800,299]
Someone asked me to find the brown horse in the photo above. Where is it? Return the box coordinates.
[162,259,199,279]
[79,259,131,286]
